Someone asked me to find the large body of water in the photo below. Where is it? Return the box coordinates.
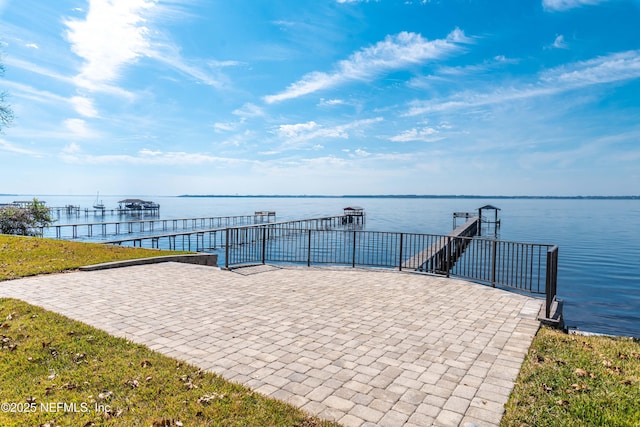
[3,194,639,338]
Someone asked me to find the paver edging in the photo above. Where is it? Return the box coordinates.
[78,253,218,271]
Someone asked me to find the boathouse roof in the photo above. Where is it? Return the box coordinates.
[478,204,500,211]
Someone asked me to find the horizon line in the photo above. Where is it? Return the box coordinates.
[2,193,639,200]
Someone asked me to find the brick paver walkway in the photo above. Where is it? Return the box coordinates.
[0,263,542,426]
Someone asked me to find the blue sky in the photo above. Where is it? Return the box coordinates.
[1,0,639,196]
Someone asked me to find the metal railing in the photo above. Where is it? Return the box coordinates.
[224,225,559,317]
[42,213,276,240]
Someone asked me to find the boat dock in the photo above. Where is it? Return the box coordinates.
[102,213,353,252]
[400,205,503,273]
[401,216,481,272]
[47,198,162,217]
[47,213,277,240]
[401,205,502,274]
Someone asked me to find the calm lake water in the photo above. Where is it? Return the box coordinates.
[3,195,639,338]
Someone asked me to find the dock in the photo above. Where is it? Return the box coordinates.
[401,216,480,271]
[102,213,352,252]
[47,198,162,218]
[46,213,277,240]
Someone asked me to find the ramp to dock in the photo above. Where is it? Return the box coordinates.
[402,217,479,271]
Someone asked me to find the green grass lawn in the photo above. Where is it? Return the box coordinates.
[0,234,191,281]
[502,327,640,427]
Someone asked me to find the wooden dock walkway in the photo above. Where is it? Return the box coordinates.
[402,216,480,271]
[101,214,352,252]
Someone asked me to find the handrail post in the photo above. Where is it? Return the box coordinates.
[491,240,498,287]
[225,228,230,269]
[352,230,357,268]
[307,229,311,267]
[446,236,451,277]
[545,245,559,318]
[398,233,403,271]
[261,226,266,265]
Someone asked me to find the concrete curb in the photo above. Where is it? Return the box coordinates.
[78,253,218,271]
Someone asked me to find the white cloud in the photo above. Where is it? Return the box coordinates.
[407,50,640,115]
[64,0,224,92]
[0,138,41,156]
[318,98,346,107]
[213,103,264,133]
[148,43,224,88]
[277,121,320,139]
[233,103,265,118]
[542,0,609,11]
[542,50,640,85]
[390,126,441,142]
[25,43,39,49]
[65,0,156,88]
[209,59,243,68]
[264,29,471,103]
[354,148,370,157]
[551,34,569,49]
[59,147,250,166]
[64,118,98,139]
[6,32,133,100]
[3,80,69,106]
[4,57,75,85]
[214,122,238,132]
[70,96,98,117]
[275,118,383,147]
[62,142,82,154]
[433,55,518,77]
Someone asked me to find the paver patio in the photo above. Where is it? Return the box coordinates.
[0,262,543,426]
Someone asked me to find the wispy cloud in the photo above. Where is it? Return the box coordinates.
[435,55,517,76]
[407,50,640,115]
[3,80,69,106]
[214,122,238,132]
[541,50,640,85]
[318,98,346,107]
[389,126,443,142]
[542,0,609,11]
[59,146,251,166]
[70,96,98,118]
[214,103,265,133]
[274,117,384,148]
[64,118,100,139]
[0,138,41,156]
[3,57,75,85]
[147,41,225,89]
[551,34,569,49]
[264,29,471,103]
[233,103,265,118]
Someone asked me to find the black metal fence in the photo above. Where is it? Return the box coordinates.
[44,213,275,240]
[224,225,559,317]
